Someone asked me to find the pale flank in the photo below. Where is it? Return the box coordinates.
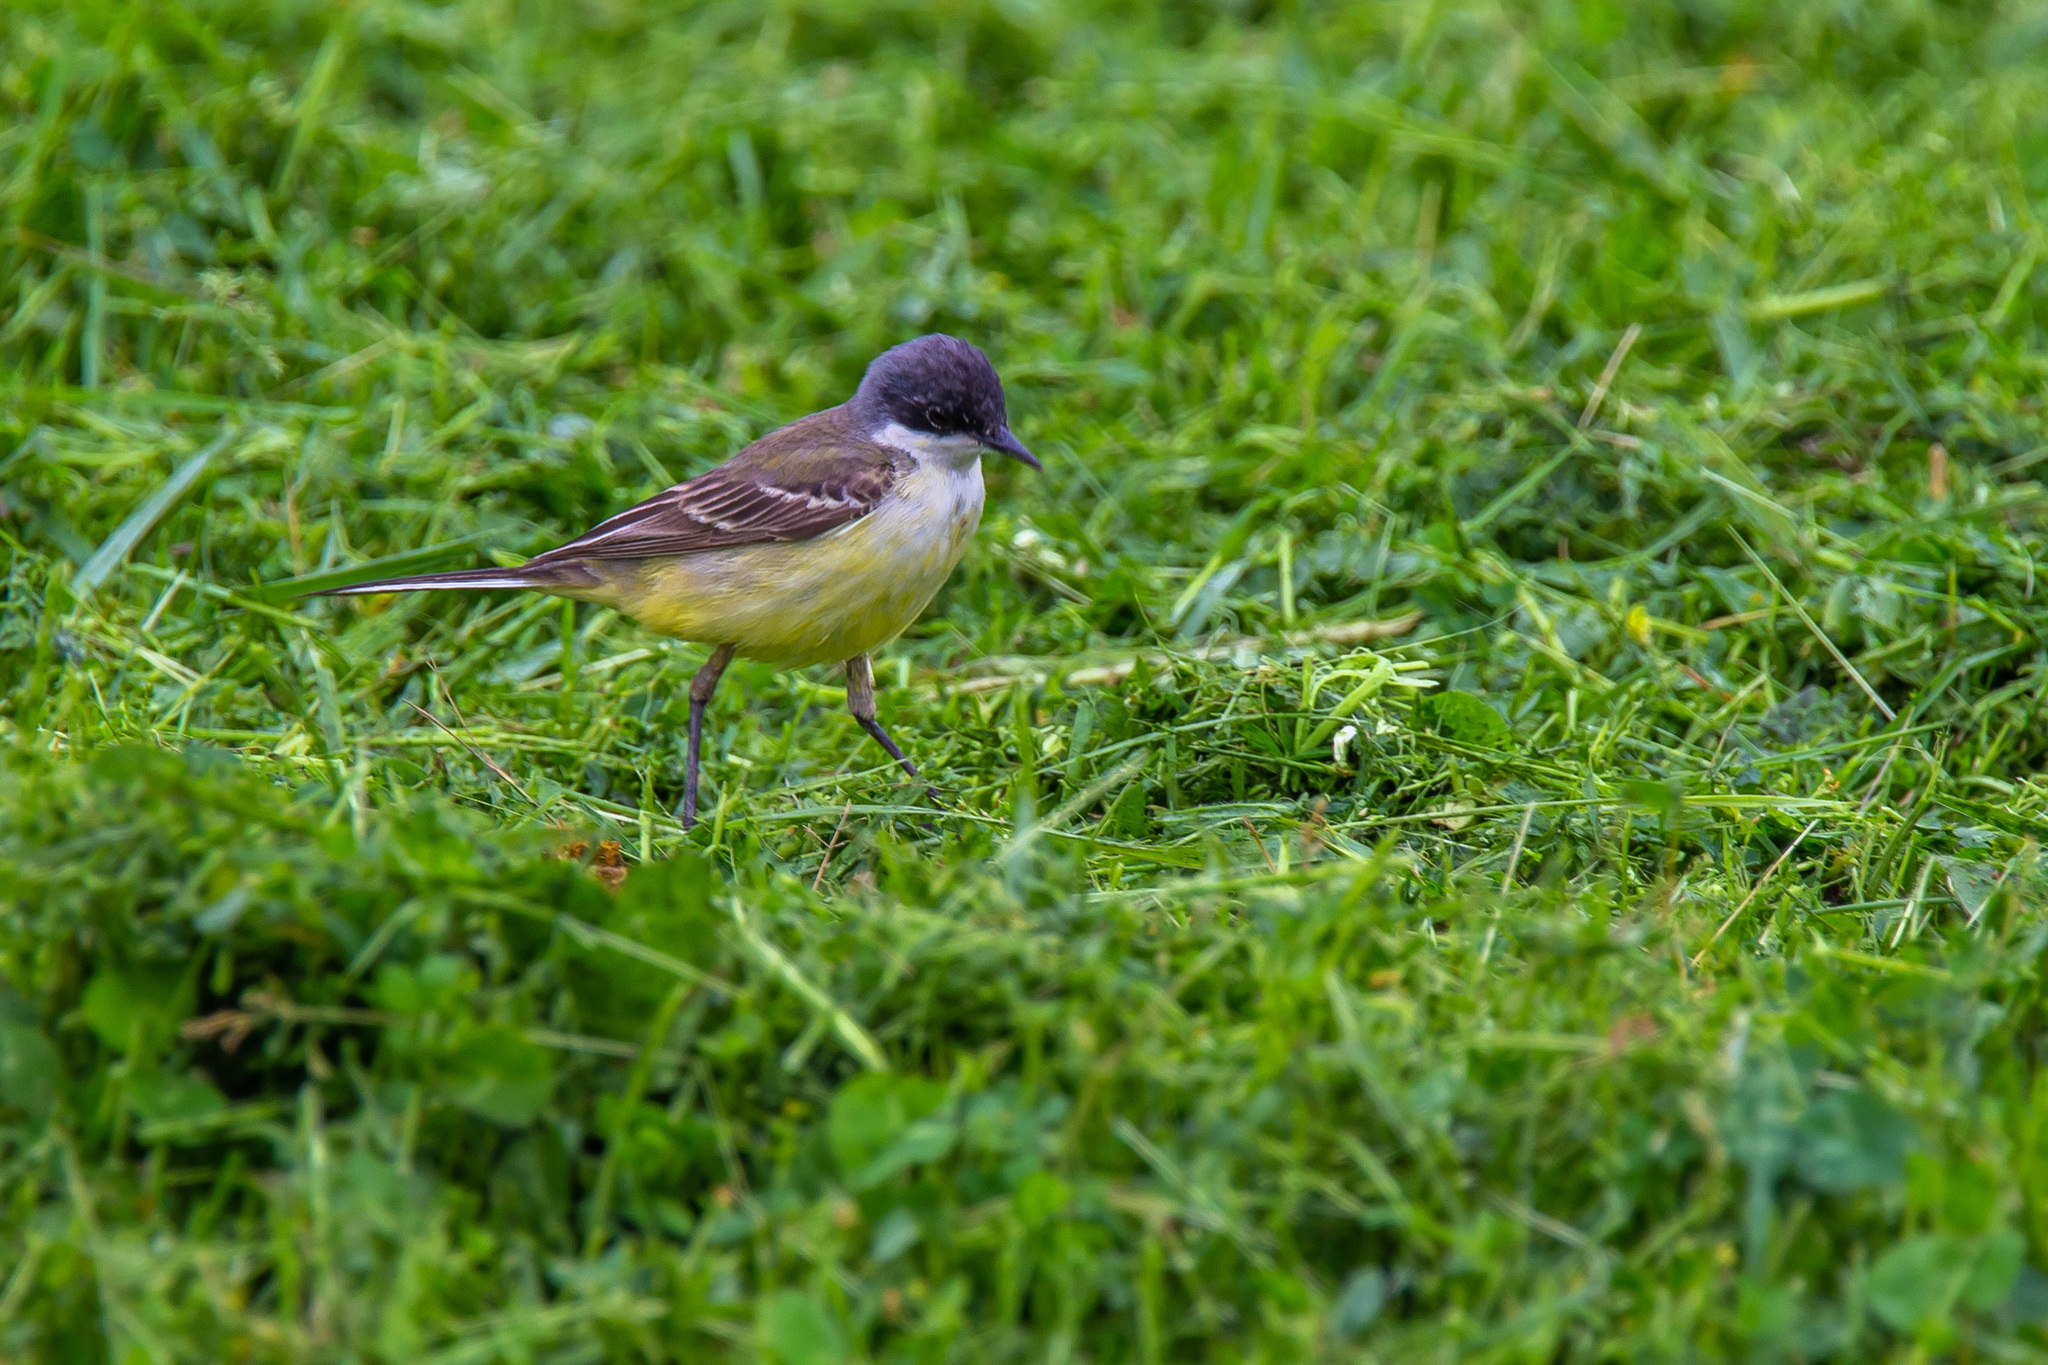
[582,431,986,667]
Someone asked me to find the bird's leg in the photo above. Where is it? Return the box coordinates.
[845,653,938,803]
[682,644,735,831]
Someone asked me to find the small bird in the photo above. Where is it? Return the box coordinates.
[319,334,1038,827]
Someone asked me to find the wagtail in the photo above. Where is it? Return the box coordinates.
[319,334,1038,827]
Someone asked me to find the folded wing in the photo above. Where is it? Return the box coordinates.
[526,410,897,565]
[310,408,899,597]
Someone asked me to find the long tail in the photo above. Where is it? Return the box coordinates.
[312,566,560,597]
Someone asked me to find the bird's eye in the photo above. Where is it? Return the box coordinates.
[926,405,945,429]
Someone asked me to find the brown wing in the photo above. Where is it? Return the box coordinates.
[524,408,899,566]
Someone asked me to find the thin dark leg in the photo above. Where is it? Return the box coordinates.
[845,653,938,803]
[857,715,918,777]
[682,644,735,830]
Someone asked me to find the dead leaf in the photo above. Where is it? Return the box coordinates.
[549,837,628,891]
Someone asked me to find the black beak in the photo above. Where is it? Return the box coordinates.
[983,425,1041,470]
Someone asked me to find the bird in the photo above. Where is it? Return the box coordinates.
[316,333,1039,828]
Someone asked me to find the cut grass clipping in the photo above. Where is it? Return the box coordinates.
[6,1,2048,1360]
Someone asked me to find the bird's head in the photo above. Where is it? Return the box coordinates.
[852,334,1040,469]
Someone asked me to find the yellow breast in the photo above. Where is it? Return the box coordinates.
[587,457,985,667]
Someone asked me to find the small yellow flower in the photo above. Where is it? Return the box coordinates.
[1625,604,1653,646]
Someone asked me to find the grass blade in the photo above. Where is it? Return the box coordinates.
[76,429,236,596]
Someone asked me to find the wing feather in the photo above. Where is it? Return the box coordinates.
[523,409,898,566]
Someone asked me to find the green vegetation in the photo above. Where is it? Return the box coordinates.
[6,0,2048,1358]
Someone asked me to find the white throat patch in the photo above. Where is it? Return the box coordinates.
[872,421,985,470]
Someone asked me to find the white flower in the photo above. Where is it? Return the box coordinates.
[1333,724,1358,766]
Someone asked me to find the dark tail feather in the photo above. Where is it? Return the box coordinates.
[311,566,555,597]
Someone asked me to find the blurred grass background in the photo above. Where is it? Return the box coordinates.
[7,0,2048,1358]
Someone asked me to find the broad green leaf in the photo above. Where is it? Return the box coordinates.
[757,1290,844,1365]
[0,1021,60,1122]
[1795,1090,1916,1191]
[1421,691,1511,748]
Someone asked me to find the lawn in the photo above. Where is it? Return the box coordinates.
[4,0,2048,1359]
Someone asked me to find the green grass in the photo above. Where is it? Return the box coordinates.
[6,0,2048,1358]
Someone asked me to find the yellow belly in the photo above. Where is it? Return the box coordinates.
[583,459,984,667]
